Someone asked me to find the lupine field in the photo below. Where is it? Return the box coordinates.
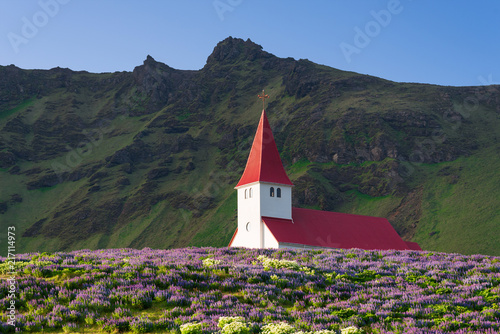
[0,247,499,333]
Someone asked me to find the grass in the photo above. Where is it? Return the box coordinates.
[414,146,500,255]
[287,158,311,176]
[331,146,500,255]
[176,110,190,121]
[191,191,237,247]
[336,190,401,219]
[0,178,88,253]
[107,202,176,250]
[0,97,35,120]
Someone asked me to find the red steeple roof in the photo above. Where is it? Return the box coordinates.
[235,110,293,188]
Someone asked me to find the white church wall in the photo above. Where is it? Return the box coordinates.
[262,223,279,248]
[278,242,327,250]
[229,230,243,247]
[259,183,292,219]
[236,185,262,248]
[234,183,292,249]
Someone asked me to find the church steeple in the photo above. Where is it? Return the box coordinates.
[230,91,293,248]
[235,108,293,188]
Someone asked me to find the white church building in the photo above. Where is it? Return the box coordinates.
[229,106,420,251]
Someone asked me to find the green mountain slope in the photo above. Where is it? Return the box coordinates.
[0,37,499,255]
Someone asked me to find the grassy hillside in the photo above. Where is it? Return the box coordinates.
[0,37,499,256]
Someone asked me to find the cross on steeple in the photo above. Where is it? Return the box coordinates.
[258,90,269,110]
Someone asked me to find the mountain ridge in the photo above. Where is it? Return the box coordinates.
[1,37,499,256]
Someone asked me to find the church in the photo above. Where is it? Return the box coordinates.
[229,95,421,251]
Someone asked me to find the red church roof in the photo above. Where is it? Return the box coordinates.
[404,241,422,251]
[262,207,415,250]
[235,110,293,188]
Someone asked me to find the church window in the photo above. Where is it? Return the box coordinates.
[244,189,248,199]
[270,187,275,197]
[277,188,281,198]
[249,188,253,198]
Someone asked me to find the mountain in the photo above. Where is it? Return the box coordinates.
[0,37,499,256]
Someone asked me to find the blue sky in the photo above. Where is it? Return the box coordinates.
[0,0,499,86]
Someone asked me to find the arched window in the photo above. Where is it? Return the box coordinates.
[277,188,281,198]
[244,189,248,199]
[270,187,275,197]
[249,188,253,198]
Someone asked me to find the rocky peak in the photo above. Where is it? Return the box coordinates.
[205,37,271,66]
[144,54,155,63]
[141,55,173,70]
[132,55,191,112]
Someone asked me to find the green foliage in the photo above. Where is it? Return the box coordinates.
[203,257,222,268]
[341,327,363,334]
[261,322,295,334]
[478,288,499,303]
[218,317,246,329]
[331,308,357,319]
[23,322,42,332]
[180,322,203,334]
[0,261,25,274]
[435,287,452,295]
[258,255,300,271]
[103,320,130,333]
[221,321,250,334]
[335,270,381,283]
[62,323,79,333]
[112,307,131,319]
[405,273,438,288]
[130,318,154,333]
